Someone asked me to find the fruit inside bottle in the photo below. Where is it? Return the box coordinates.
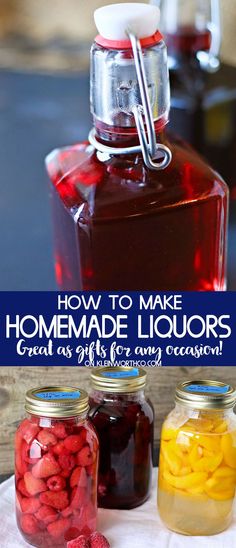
[89,393,154,509]
[158,411,236,535]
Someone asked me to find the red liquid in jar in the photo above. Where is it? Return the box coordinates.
[89,393,154,509]
[15,417,98,547]
[166,25,211,58]
[47,125,228,291]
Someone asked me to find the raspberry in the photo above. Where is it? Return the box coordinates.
[59,452,76,471]
[51,422,68,439]
[24,471,47,496]
[53,441,65,456]
[32,453,61,479]
[40,489,69,510]
[61,468,72,478]
[77,446,94,467]
[67,535,90,548]
[38,430,57,447]
[70,467,87,489]
[47,517,71,538]
[61,505,73,518]
[19,419,40,444]
[77,504,96,538]
[15,430,23,452]
[20,514,39,535]
[79,428,88,442]
[64,435,84,453]
[21,496,41,514]
[65,527,81,542]
[47,475,66,492]
[89,532,110,548]
[17,478,31,497]
[35,504,58,525]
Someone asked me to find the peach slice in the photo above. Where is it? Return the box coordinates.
[221,434,236,469]
[163,470,208,490]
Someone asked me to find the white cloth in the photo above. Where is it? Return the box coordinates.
[0,470,235,547]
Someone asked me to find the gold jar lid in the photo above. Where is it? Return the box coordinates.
[25,386,89,417]
[175,380,236,410]
[90,367,147,393]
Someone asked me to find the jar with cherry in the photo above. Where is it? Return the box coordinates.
[89,367,154,509]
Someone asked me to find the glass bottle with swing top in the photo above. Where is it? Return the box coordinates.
[46,3,228,291]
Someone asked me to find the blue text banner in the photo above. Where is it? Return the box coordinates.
[0,291,235,366]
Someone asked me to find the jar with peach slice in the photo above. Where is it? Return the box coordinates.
[158,380,236,535]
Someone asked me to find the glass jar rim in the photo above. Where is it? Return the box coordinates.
[90,366,147,393]
[175,380,236,410]
[25,386,89,418]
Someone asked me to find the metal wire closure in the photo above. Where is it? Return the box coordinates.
[129,31,157,159]
[89,128,143,156]
[89,32,172,171]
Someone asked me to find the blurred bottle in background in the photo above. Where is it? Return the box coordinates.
[152,0,236,197]
[159,0,220,72]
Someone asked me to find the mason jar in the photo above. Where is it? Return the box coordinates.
[158,380,236,535]
[15,386,99,547]
[89,367,154,509]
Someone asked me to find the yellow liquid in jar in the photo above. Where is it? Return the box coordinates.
[158,414,236,535]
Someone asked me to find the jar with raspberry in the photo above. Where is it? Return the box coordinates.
[15,386,99,547]
[89,367,154,509]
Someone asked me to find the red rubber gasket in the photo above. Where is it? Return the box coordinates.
[95,31,163,50]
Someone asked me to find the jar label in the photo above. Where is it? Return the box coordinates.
[37,391,81,400]
[102,368,139,378]
[186,384,230,394]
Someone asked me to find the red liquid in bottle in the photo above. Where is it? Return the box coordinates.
[166,25,236,194]
[47,124,228,291]
[46,20,228,292]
